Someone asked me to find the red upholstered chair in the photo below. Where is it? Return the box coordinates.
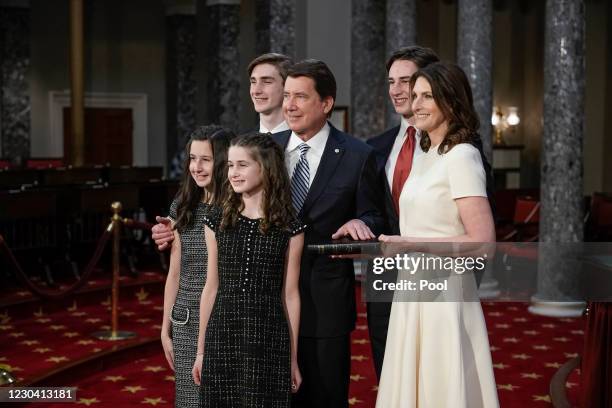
[25,158,64,169]
[585,192,612,241]
[498,196,540,242]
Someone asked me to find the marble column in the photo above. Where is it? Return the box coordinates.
[529,0,585,318]
[0,6,30,163]
[255,0,295,57]
[198,0,240,130]
[457,0,493,162]
[384,0,417,129]
[351,0,385,139]
[166,6,197,178]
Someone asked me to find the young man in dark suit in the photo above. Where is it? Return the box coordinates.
[276,59,384,408]
[366,46,495,380]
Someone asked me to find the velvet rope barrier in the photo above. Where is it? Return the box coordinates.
[0,224,112,301]
[1,203,156,302]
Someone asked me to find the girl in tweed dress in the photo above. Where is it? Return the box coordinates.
[160,125,233,407]
[192,133,304,407]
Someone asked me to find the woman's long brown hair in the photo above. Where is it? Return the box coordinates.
[220,132,295,234]
[409,62,482,154]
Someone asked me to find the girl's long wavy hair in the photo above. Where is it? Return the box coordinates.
[174,125,234,231]
[409,62,482,154]
[220,132,295,234]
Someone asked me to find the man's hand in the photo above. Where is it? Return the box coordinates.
[331,219,375,241]
[152,216,174,251]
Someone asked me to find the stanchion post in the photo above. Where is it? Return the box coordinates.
[92,202,136,341]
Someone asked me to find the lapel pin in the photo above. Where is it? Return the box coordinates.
[334,148,340,154]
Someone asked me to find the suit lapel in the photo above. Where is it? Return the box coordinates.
[380,125,400,162]
[300,125,345,216]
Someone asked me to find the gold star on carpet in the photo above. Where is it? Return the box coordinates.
[93,348,102,353]
[136,318,151,323]
[490,346,500,351]
[0,324,13,330]
[541,323,556,328]
[88,280,99,286]
[101,297,110,306]
[16,291,29,297]
[351,355,368,362]
[9,332,25,338]
[352,339,368,345]
[350,374,366,381]
[50,325,66,331]
[495,324,510,329]
[523,330,539,335]
[559,318,575,323]
[77,340,95,345]
[77,397,100,406]
[348,397,363,405]
[521,372,542,379]
[507,306,519,311]
[0,357,6,361]
[122,385,146,393]
[46,356,69,363]
[533,395,551,402]
[553,337,570,342]
[566,382,577,388]
[151,324,162,330]
[20,340,39,346]
[493,363,509,369]
[85,318,101,323]
[565,352,578,358]
[67,301,78,312]
[104,375,125,382]
[355,325,367,330]
[122,311,136,317]
[497,384,519,391]
[35,318,51,323]
[512,353,531,360]
[71,312,87,317]
[135,288,149,302]
[545,362,561,369]
[143,366,165,372]
[141,397,166,406]
[533,345,550,351]
[164,375,175,382]
[34,348,52,354]
[571,329,584,335]
[63,332,80,338]
[357,312,367,318]
[503,337,519,343]
[33,308,45,317]
[488,312,503,317]
[99,325,110,330]
[139,300,152,305]
[0,311,11,324]
[153,306,164,311]
[513,317,528,322]
[371,385,378,391]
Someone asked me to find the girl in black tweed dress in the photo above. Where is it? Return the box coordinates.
[192,133,305,407]
[160,125,233,407]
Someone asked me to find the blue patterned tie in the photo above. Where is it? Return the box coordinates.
[291,143,310,213]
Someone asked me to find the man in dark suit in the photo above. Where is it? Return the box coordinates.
[277,59,384,408]
[366,46,495,380]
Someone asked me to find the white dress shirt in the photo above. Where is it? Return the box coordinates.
[285,122,330,187]
[259,120,290,134]
[384,116,422,189]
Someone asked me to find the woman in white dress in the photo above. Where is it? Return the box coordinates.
[375,62,499,408]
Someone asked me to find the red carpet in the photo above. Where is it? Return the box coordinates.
[1,283,584,407]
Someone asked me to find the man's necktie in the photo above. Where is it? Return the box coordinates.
[391,126,416,214]
[291,143,310,213]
